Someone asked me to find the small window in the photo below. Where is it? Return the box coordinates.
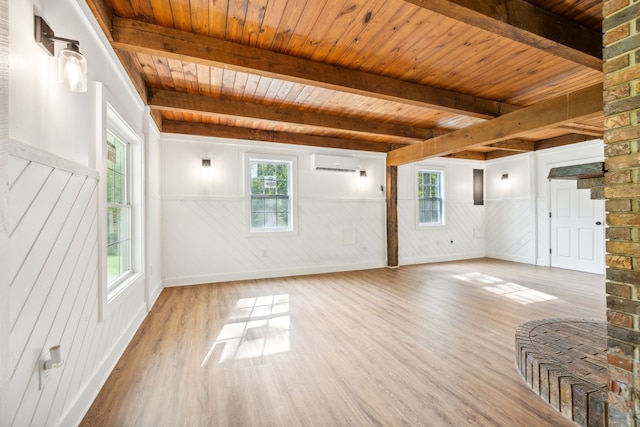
[106,131,132,287]
[418,169,444,226]
[249,158,293,232]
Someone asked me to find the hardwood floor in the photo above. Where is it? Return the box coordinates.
[81,259,606,426]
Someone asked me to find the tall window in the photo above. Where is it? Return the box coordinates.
[418,170,444,226]
[106,131,131,286]
[249,158,292,232]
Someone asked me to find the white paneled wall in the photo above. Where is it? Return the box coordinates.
[397,158,486,265]
[5,0,162,423]
[398,200,486,264]
[161,137,387,285]
[485,198,535,262]
[485,154,536,264]
[164,142,603,277]
[146,118,163,308]
[1,1,10,424]
[163,197,385,284]
[484,140,605,266]
[7,144,148,426]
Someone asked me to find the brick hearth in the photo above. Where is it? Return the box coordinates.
[515,319,608,426]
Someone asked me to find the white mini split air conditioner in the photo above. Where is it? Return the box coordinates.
[311,154,360,172]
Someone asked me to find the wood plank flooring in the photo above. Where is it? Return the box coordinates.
[81,259,606,426]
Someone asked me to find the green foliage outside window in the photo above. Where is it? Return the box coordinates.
[418,170,443,225]
[250,160,291,231]
[106,132,131,284]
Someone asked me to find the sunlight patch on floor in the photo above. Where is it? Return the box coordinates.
[202,294,291,366]
[453,272,503,284]
[483,283,557,304]
[453,272,557,305]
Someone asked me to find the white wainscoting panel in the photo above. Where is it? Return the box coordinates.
[7,145,147,427]
[485,199,535,263]
[397,158,487,266]
[398,200,486,265]
[1,2,9,422]
[162,197,387,285]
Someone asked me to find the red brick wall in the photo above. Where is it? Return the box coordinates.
[604,0,640,425]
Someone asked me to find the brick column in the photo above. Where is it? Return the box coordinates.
[604,0,640,425]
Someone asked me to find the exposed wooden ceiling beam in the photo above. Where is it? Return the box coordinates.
[444,151,487,161]
[149,108,163,132]
[448,133,597,161]
[85,0,113,40]
[116,50,148,102]
[558,124,604,137]
[489,140,535,152]
[162,121,393,152]
[403,0,602,71]
[85,1,149,102]
[149,89,442,143]
[535,134,596,151]
[484,150,523,160]
[112,17,514,120]
[446,140,535,161]
[387,83,603,166]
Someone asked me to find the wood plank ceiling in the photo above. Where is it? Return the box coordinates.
[86,0,604,163]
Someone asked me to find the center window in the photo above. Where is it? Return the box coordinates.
[417,169,444,226]
[249,158,293,232]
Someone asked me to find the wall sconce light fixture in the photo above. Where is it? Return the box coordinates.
[39,345,64,389]
[501,173,509,180]
[35,15,88,93]
[202,158,212,167]
[359,170,367,178]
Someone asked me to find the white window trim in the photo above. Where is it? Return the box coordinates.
[244,153,298,236]
[415,165,446,229]
[98,98,145,320]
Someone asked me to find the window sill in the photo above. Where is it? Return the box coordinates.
[247,228,297,237]
[104,272,143,313]
[108,271,133,301]
[417,224,447,230]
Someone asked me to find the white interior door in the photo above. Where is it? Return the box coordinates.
[550,180,604,274]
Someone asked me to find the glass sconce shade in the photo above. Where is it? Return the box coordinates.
[58,44,87,93]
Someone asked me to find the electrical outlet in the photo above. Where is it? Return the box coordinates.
[39,345,63,390]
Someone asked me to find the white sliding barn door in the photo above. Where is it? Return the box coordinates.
[550,180,604,274]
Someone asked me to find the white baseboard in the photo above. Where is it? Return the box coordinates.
[399,251,485,266]
[536,257,550,267]
[148,280,163,311]
[58,302,147,427]
[486,252,535,265]
[163,261,387,287]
